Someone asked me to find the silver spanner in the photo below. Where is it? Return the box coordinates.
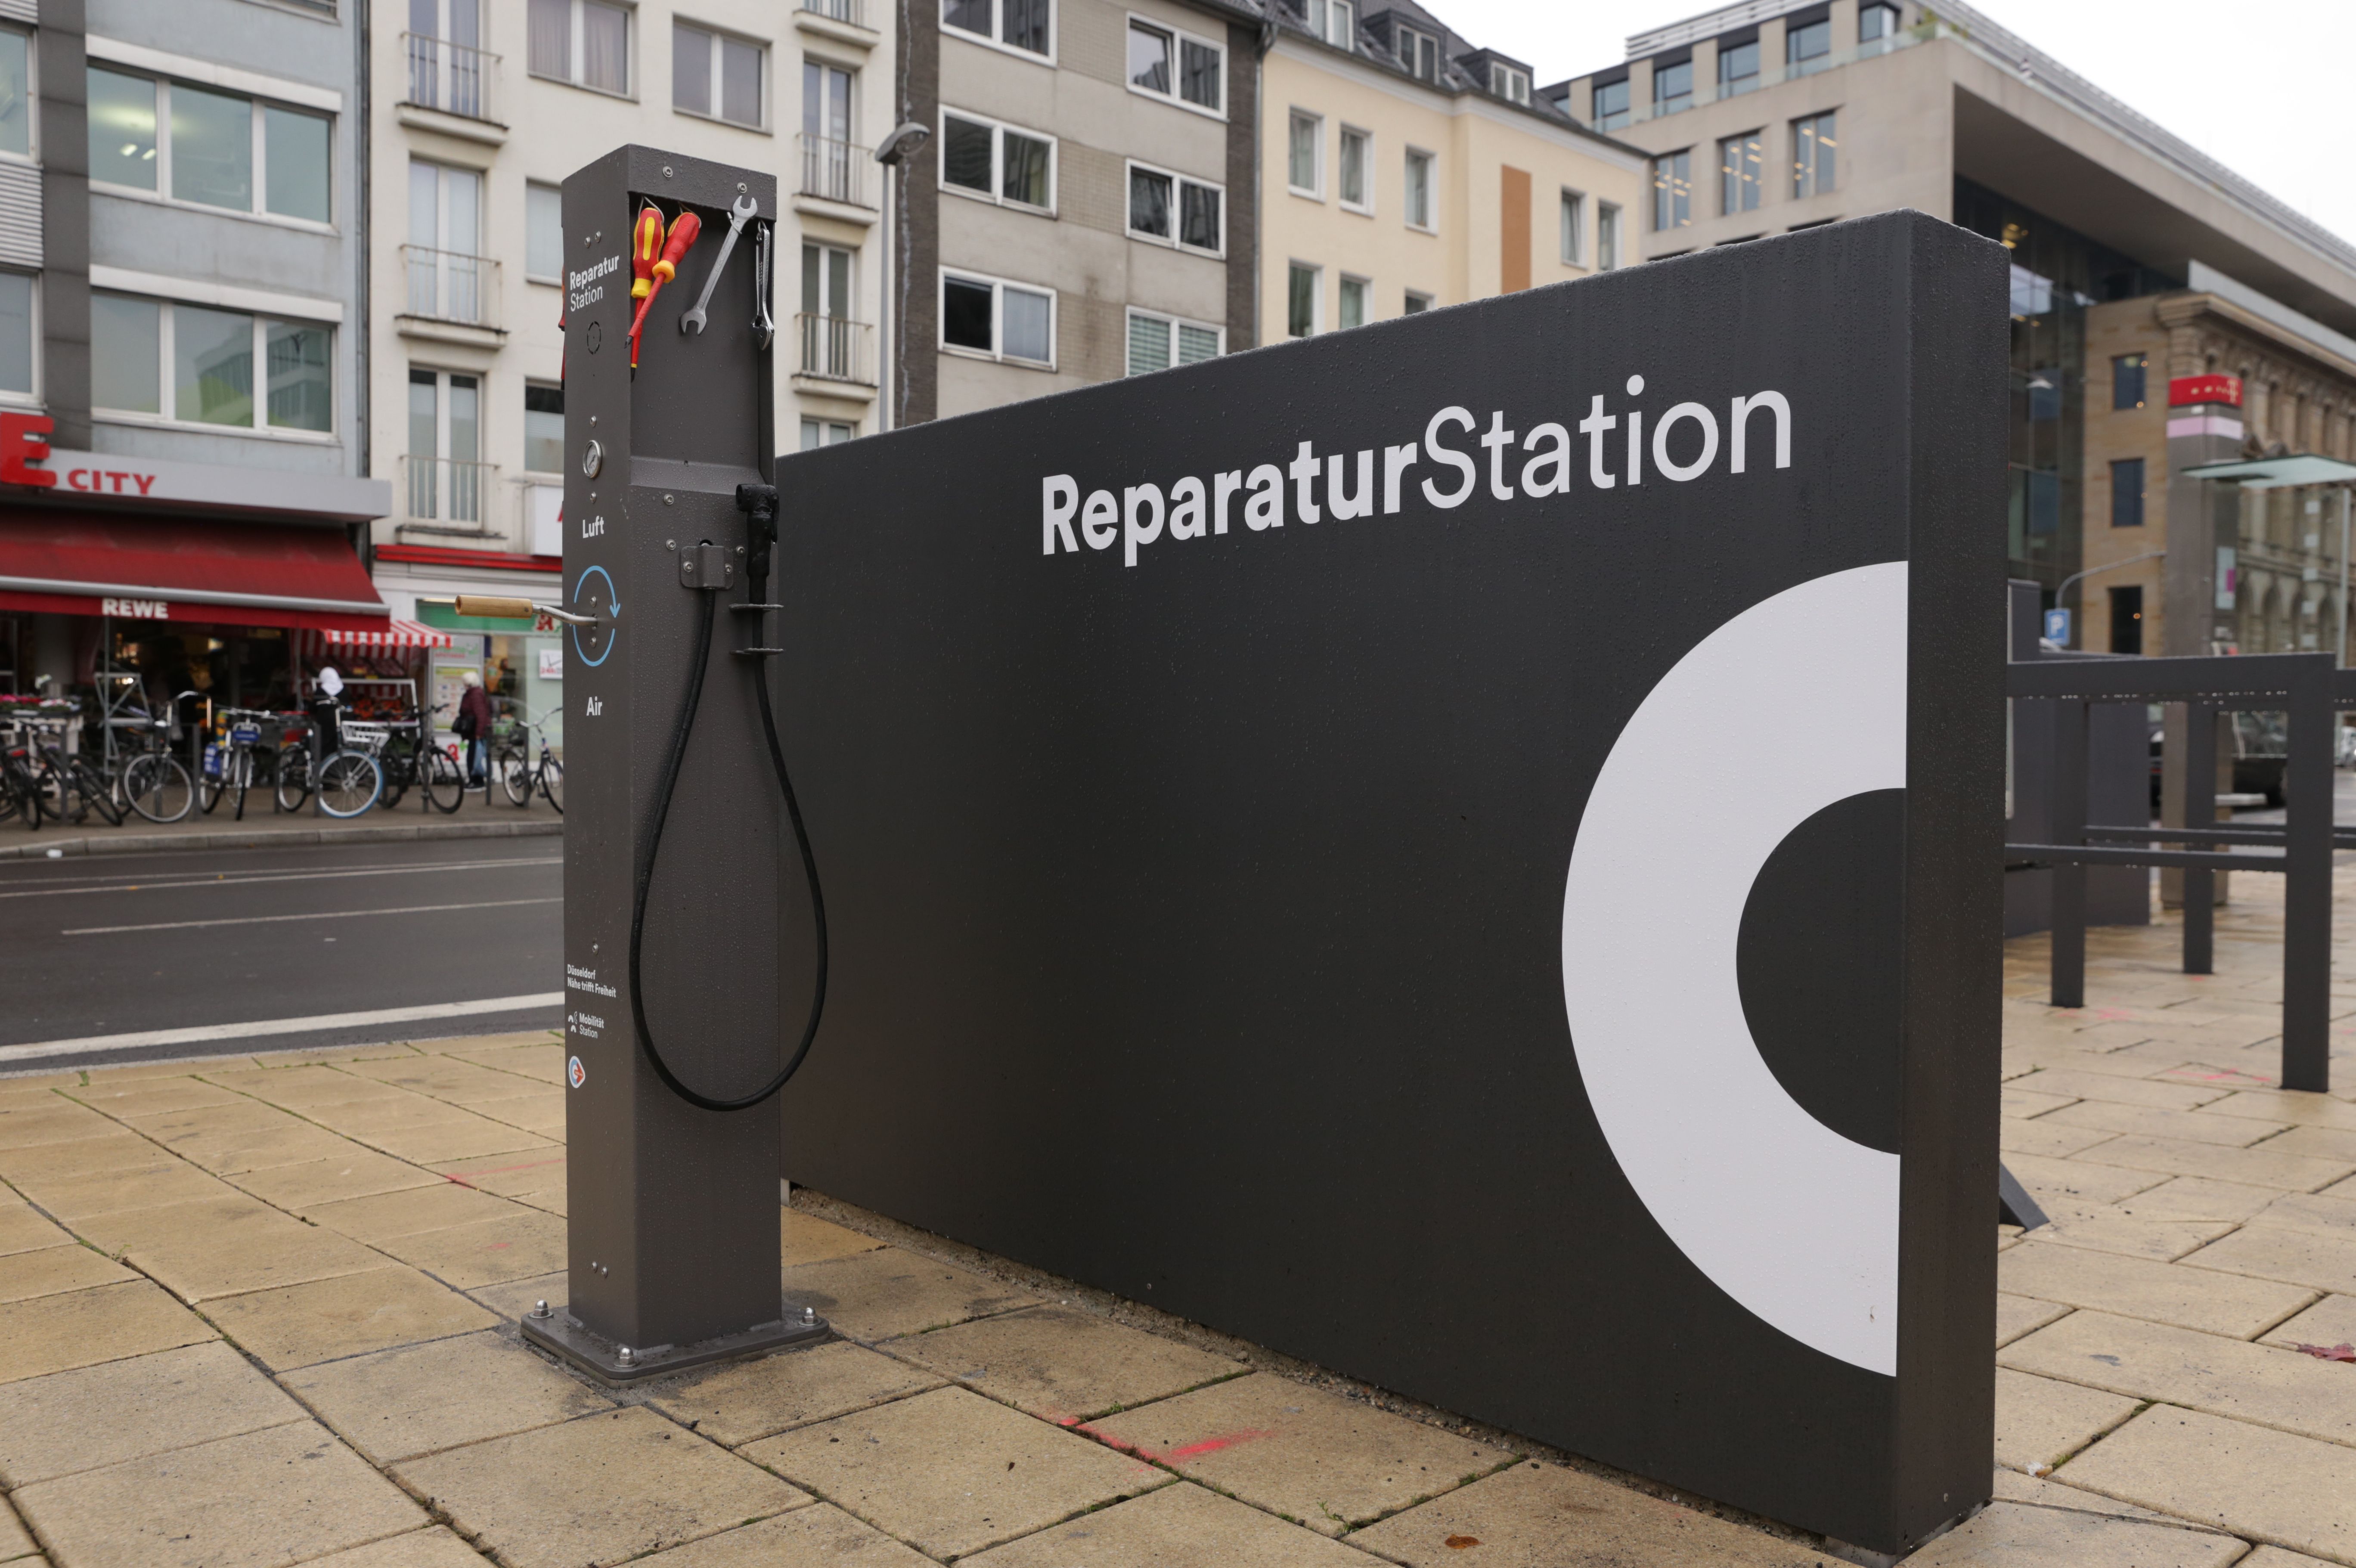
[750,217,775,349]
[680,194,758,335]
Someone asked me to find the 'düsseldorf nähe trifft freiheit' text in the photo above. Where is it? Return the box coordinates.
[1041,379,1793,568]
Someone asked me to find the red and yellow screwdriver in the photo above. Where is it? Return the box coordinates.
[628,205,701,369]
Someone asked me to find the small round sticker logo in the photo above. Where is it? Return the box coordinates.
[567,1056,586,1089]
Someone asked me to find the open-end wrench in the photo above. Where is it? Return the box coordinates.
[680,194,758,335]
[750,219,775,350]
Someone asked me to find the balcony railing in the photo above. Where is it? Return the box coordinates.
[404,34,498,122]
[402,245,500,328]
[798,135,871,208]
[797,315,875,385]
[402,456,499,529]
[800,0,866,25]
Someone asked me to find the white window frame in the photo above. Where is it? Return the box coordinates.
[1596,200,1621,270]
[1394,23,1437,81]
[1403,146,1435,233]
[939,0,1057,67]
[90,291,336,442]
[523,379,565,474]
[1336,125,1372,215]
[528,0,636,98]
[937,106,1057,216]
[799,416,857,449]
[1124,307,1223,376]
[1559,187,1584,266]
[1125,158,1224,258]
[938,267,1056,369]
[1123,14,1225,119]
[1489,63,1528,104]
[1305,0,1354,51]
[0,25,37,165]
[524,180,564,283]
[672,19,768,131]
[1287,109,1323,200]
[1402,288,1433,314]
[1336,272,1369,330]
[1286,260,1322,338]
[0,270,40,405]
[84,67,336,234]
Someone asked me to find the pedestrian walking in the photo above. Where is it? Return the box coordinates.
[455,670,493,786]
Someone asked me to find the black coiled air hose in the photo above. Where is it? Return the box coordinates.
[626,578,827,1112]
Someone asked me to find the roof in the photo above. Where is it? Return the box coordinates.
[1584,0,2356,286]
[2181,456,2356,490]
[1265,0,1627,149]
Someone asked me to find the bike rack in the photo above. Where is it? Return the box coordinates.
[2005,651,2337,1093]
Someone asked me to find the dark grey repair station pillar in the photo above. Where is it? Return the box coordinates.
[527,146,827,1381]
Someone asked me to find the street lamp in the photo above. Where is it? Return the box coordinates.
[874,121,931,434]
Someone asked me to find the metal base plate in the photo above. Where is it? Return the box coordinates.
[521,1307,830,1385]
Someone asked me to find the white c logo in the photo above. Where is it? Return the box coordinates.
[1562,562,1904,1376]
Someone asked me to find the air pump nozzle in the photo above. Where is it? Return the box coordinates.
[736,483,780,586]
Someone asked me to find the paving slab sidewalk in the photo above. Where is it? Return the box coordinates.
[1,865,2353,1565]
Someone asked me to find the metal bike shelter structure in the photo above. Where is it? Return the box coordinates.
[2005,649,2337,1093]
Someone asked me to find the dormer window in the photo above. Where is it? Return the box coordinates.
[1490,62,1528,104]
[1395,24,1438,82]
[1304,0,1354,51]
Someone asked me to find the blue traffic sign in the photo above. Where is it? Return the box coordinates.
[2043,607,2072,645]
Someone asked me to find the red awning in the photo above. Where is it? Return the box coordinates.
[0,507,388,633]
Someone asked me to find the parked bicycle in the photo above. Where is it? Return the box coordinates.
[115,690,199,824]
[198,707,289,821]
[373,719,465,814]
[487,707,563,814]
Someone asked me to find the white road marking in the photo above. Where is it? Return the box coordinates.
[0,856,561,901]
[64,896,561,936]
[0,994,567,1065]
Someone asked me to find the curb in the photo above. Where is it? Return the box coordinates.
[0,818,563,860]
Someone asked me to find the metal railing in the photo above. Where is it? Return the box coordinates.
[796,315,874,385]
[402,245,500,328]
[800,0,866,24]
[402,456,499,528]
[798,135,870,207]
[404,34,498,121]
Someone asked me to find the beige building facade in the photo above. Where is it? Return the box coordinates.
[1259,7,1643,338]
[1552,0,2356,651]
[896,0,1259,424]
[370,0,899,626]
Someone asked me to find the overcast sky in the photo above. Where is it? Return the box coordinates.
[1440,0,2356,250]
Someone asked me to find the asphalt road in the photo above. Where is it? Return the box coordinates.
[0,838,561,1075]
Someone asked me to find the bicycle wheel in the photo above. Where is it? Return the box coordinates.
[497,753,530,807]
[275,747,312,813]
[231,748,251,822]
[422,747,465,814]
[540,758,563,815]
[121,753,195,824]
[315,751,382,818]
[379,757,410,812]
[71,759,125,827]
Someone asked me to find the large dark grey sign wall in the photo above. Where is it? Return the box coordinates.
[743,212,1995,1550]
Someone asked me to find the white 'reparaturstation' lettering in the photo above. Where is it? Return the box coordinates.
[1030,382,1794,566]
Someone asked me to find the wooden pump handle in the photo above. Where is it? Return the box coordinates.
[455,595,538,620]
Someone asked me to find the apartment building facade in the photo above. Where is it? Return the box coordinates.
[0,0,391,710]
[375,0,898,725]
[1548,0,2356,663]
[895,0,1258,422]
[1261,0,1643,338]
